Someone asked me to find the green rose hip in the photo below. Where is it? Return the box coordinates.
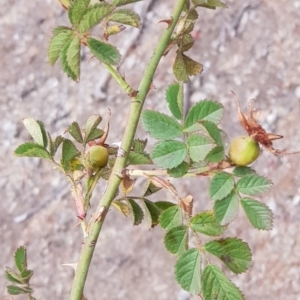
[87,145,109,169]
[229,136,260,166]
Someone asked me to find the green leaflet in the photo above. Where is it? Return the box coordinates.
[241,198,273,230]
[61,37,81,81]
[68,0,91,27]
[108,9,141,28]
[165,83,182,120]
[190,211,227,236]
[187,134,214,162]
[127,199,144,225]
[209,172,235,201]
[164,225,188,256]
[61,139,80,172]
[151,140,187,169]
[174,248,201,294]
[159,205,182,230]
[48,26,73,66]
[141,110,182,140]
[214,191,239,225]
[87,37,121,65]
[78,4,114,33]
[14,143,52,161]
[204,238,252,274]
[173,52,203,82]
[237,174,272,196]
[185,100,223,131]
[111,0,142,6]
[202,265,244,300]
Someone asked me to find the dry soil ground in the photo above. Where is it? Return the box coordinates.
[1,0,300,299]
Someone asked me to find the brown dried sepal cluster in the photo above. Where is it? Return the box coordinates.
[232,91,300,156]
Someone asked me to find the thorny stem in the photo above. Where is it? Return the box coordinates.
[68,1,187,299]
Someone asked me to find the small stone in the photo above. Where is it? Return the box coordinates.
[177,289,190,300]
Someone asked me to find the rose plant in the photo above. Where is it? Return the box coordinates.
[5,0,300,299]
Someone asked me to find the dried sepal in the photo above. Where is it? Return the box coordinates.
[180,195,193,217]
[231,91,300,156]
[121,174,136,195]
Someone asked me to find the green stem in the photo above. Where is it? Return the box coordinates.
[68,1,186,299]
[125,164,229,178]
[103,63,134,96]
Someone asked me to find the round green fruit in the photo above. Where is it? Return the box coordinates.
[229,136,260,166]
[88,145,109,168]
